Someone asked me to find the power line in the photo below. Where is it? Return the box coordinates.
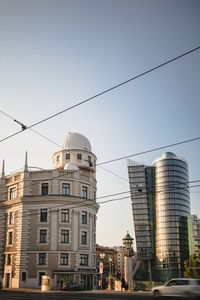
[1,108,200,189]
[0,110,127,183]
[97,136,200,166]
[5,182,200,223]
[1,176,199,215]
[2,109,200,180]
[0,45,200,144]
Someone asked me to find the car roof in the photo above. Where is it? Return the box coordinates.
[169,278,199,281]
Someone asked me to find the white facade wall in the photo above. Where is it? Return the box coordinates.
[0,133,99,289]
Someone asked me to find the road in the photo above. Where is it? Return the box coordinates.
[0,290,155,300]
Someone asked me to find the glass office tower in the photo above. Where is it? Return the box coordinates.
[153,152,190,281]
[128,152,190,282]
[127,161,155,280]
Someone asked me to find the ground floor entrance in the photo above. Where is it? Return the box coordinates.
[5,273,11,288]
[54,272,97,290]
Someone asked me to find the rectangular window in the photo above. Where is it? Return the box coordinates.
[77,153,82,160]
[60,253,69,265]
[38,253,46,265]
[41,183,49,195]
[82,186,88,198]
[81,211,88,224]
[8,231,13,244]
[61,230,69,243]
[65,153,70,160]
[57,155,60,161]
[39,229,47,243]
[61,209,69,222]
[80,254,88,266]
[40,209,48,222]
[81,231,87,245]
[9,187,16,199]
[9,212,14,225]
[62,183,70,195]
[7,254,12,265]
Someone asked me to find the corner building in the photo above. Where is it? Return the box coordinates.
[0,132,99,289]
[128,152,190,282]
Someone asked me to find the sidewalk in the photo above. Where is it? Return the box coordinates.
[1,287,150,295]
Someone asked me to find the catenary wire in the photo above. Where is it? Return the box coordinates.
[1,109,200,185]
[0,113,199,214]
[1,158,199,200]
[0,45,200,144]
[3,180,200,222]
[0,109,127,183]
[97,136,200,166]
[0,111,199,203]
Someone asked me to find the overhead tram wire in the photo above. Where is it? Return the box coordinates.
[5,180,200,223]
[1,47,200,180]
[0,177,199,214]
[1,110,200,207]
[0,172,199,200]
[1,112,200,180]
[97,136,200,166]
[1,110,200,199]
[0,45,200,144]
[0,110,127,183]
[0,110,64,149]
[1,111,200,187]
[4,183,200,223]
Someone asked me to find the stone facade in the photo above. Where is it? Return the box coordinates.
[0,133,99,289]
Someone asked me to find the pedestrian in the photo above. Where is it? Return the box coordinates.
[60,279,63,291]
[121,276,126,291]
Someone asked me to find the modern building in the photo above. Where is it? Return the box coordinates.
[127,162,154,281]
[0,132,99,289]
[128,152,191,282]
[113,246,125,278]
[196,217,200,253]
[188,215,200,256]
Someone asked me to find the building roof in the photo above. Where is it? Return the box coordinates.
[63,132,92,152]
[152,152,187,165]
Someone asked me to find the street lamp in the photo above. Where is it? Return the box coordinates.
[99,253,105,290]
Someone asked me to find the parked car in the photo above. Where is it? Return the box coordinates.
[152,278,200,298]
[63,282,85,291]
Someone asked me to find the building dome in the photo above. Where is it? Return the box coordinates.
[153,152,180,165]
[160,152,177,159]
[63,132,92,152]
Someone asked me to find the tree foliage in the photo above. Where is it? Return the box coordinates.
[184,253,200,278]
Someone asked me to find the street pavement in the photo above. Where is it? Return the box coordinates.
[0,289,154,300]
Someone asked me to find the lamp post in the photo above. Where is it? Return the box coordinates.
[123,231,134,291]
[99,253,105,290]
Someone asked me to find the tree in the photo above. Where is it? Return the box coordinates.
[184,253,200,278]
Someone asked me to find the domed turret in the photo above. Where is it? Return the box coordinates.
[52,132,96,170]
[63,132,92,152]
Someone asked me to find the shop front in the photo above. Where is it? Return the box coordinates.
[52,270,97,291]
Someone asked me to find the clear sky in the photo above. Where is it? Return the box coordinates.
[0,0,200,247]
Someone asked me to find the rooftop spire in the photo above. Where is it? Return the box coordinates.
[24,151,28,172]
[1,159,5,178]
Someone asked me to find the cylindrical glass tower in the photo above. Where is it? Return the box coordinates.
[153,152,190,281]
